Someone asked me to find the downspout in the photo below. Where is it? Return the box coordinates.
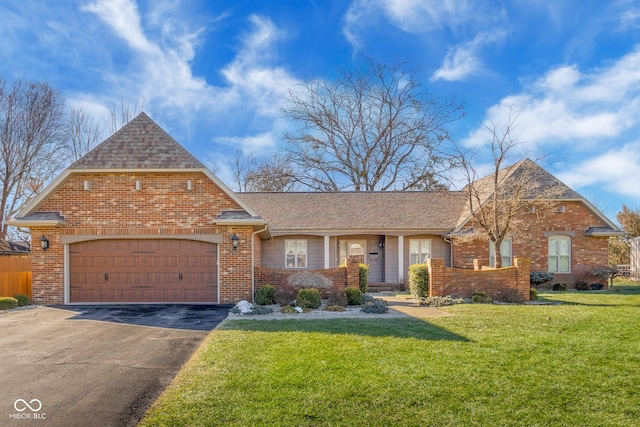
[444,236,454,268]
[251,225,269,303]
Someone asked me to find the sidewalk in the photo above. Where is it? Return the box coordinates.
[372,293,454,319]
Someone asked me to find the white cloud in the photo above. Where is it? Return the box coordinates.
[214,132,278,155]
[431,30,506,81]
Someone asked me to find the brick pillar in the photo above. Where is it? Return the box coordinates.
[514,257,532,301]
[474,259,490,270]
[346,255,364,288]
[427,258,445,297]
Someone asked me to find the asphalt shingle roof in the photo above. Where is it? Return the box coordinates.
[70,112,205,169]
[239,191,468,232]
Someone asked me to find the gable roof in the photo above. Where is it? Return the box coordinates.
[0,239,29,254]
[456,158,620,232]
[239,191,468,235]
[10,113,263,224]
[70,112,205,169]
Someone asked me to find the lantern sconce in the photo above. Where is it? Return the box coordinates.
[40,235,50,251]
[231,234,239,250]
[378,240,385,249]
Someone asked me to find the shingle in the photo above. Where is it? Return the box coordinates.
[239,192,468,232]
[70,112,205,169]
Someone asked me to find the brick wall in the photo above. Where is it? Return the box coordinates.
[452,201,611,287]
[30,171,255,304]
[428,257,531,301]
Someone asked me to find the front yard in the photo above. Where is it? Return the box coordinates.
[139,282,640,426]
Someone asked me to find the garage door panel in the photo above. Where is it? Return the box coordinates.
[69,239,218,303]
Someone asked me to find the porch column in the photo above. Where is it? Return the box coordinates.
[324,235,330,269]
[398,235,404,282]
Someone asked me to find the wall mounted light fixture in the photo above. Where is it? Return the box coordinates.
[40,235,50,251]
[231,234,239,250]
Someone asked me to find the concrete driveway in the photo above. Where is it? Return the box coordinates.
[0,305,228,427]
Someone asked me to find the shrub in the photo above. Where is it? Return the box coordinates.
[274,288,296,306]
[246,305,274,315]
[472,291,492,304]
[589,283,604,290]
[328,288,348,307]
[287,272,332,289]
[255,285,276,305]
[324,305,345,312]
[0,297,19,310]
[530,271,554,286]
[280,305,298,314]
[501,288,525,304]
[13,294,31,307]
[297,288,322,309]
[530,288,538,301]
[575,279,590,291]
[552,283,567,291]
[420,295,465,307]
[361,298,388,314]
[345,286,363,305]
[359,264,368,293]
[408,263,429,299]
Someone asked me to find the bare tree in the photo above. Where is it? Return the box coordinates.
[282,59,464,191]
[231,150,297,192]
[609,205,640,265]
[67,107,104,161]
[0,78,67,239]
[451,111,564,267]
[108,97,145,134]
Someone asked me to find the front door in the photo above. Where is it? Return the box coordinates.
[339,240,366,265]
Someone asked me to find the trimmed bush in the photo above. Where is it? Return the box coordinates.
[287,272,332,289]
[575,279,590,291]
[345,286,363,305]
[297,288,321,309]
[408,263,429,299]
[359,264,368,293]
[589,283,604,290]
[328,288,348,307]
[13,294,31,307]
[361,298,388,314]
[530,288,538,301]
[530,271,554,286]
[255,285,276,305]
[472,291,492,304]
[246,306,274,315]
[274,288,296,306]
[501,288,525,304]
[0,297,19,310]
[552,283,567,291]
[280,305,298,314]
[323,305,345,312]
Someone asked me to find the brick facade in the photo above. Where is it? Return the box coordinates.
[29,172,256,304]
[452,201,611,287]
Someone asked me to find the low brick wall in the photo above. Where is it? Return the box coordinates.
[428,257,531,301]
[254,255,363,298]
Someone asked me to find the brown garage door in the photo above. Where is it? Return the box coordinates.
[69,239,218,303]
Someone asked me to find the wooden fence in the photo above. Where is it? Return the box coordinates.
[0,256,32,298]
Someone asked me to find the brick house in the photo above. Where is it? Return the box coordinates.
[10,113,622,304]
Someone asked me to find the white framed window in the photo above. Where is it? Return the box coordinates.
[409,239,431,265]
[548,235,571,273]
[285,240,307,268]
[339,240,366,266]
[490,238,513,267]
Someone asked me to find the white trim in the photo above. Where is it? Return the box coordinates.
[324,236,330,269]
[548,235,571,274]
[6,219,66,227]
[251,225,268,303]
[217,243,221,304]
[398,235,404,282]
[59,234,222,245]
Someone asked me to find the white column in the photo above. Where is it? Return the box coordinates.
[324,235,330,269]
[398,235,404,282]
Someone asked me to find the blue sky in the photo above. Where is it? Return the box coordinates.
[1,0,640,220]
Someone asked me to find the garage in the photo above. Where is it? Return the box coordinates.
[69,239,218,303]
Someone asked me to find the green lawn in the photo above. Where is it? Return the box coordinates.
[140,282,640,426]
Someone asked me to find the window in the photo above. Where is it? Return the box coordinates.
[490,238,512,267]
[409,239,431,265]
[339,240,366,265]
[548,236,571,273]
[285,240,307,268]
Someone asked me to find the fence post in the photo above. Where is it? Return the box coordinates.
[514,257,532,301]
[427,259,445,297]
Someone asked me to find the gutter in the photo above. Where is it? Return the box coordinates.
[251,225,269,303]
[443,236,454,267]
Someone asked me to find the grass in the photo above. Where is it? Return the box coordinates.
[139,281,640,426]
